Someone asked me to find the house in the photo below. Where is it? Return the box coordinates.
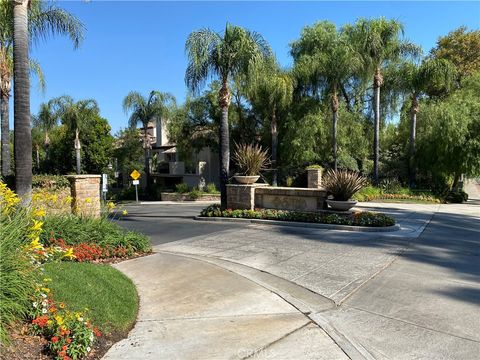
[143,118,220,190]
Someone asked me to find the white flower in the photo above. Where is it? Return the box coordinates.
[89,333,94,341]
[42,308,47,314]
[32,302,38,308]
[87,347,91,352]
[42,300,48,307]
[40,293,47,298]
[78,317,84,322]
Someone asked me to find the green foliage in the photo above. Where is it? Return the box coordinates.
[188,188,201,200]
[175,183,189,194]
[205,183,219,194]
[32,174,69,190]
[445,190,468,203]
[200,204,395,227]
[44,262,138,333]
[40,215,151,253]
[232,143,270,176]
[323,169,367,201]
[0,210,38,344]
[113,128,144,181]
[306,164,323,170]
[353,185,440,203]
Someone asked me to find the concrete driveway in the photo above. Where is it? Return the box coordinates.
[114,195,480,359]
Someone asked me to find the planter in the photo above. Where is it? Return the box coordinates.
[234,175,260,185]
[326,199,357,211]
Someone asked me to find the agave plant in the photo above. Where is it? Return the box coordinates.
[323,169,367,201]
[232,143,270,176]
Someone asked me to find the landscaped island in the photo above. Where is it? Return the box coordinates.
[200,204,396,227]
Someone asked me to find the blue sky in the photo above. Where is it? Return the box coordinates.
[23,1,480,133]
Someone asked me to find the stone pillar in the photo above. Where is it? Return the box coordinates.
[67,175,101,218]
[307,169,323,189]
[226,184,267,210]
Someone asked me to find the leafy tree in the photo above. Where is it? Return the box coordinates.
[185,23,271,209]
[416,72,480,188]
[0,0,83,189]
[123,90,176,189]
[398,58,456,186]
[113,128,144,184]
[246,57,294,185]
[291,21,360,171]
[430,27,480,82]
[343,18,420,184]
[32,99,59,169]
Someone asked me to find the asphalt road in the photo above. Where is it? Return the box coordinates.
[114,202,246,245]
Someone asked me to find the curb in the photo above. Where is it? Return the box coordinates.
[194,216,400,233]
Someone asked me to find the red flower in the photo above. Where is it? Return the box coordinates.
[93,327,102,337]
[66,337,72,344]
[62,345,68,351]
[51,336,59,343]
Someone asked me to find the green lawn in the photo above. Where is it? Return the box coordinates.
[44,262,138,334]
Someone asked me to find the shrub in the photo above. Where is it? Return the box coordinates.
[353,186,383,201]
[379,178,403,194]
[445,190,468,203]
[40,215,151,254]
[188,189,201,200]
[0,210,38,344]
[32,175,70,190]
[175,183,189,194]
[323,169,368,201]
[205,183,219,194]
[233,143,270,176]
[306,164,323,170]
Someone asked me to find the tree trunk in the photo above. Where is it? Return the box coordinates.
[373,67,383,185]
[271,104,278,186]
[74,128,81,174]
[409,93,419,188]
[13,0,32,200]
[143,126,151,194]
[44,130,50,170]
[218,79,231,210]
[0,90,10,176]
[332,85,339,171]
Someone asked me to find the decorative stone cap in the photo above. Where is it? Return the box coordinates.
[226,183,269,187]
[256,186,326,196]
[66,174,101,179]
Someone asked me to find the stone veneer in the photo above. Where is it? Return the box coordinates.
[227,184,328,211]
[307,168,323,188]
[67,175,101,218]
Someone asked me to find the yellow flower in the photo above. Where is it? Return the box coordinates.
[43,278,52,282]
[64,196,73,204]
[47,320,53,326]
[33,208,46,218]
[30,220,43,232]
[55,315,64,326]
[122,209,128,216]
[85,197,92,204]
[63,248,76,260]
[50,194,58,203]
[107,201,116,210]
[41,287,50,293]
[29,238,44,251]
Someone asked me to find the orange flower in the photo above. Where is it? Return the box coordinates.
[93,327,101,337]
[62,345,68,351]
[59,302,65,309]
[66,337,71,344]
[51,336,59,343]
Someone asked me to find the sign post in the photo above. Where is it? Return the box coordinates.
[101,174,108,201]
[130,170,141,203]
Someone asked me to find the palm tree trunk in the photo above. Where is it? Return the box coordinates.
[35,144,40,171]
[271,104,278,186]
[0,90,10,176]
[74,128,81,174]
[218,80,231,210]
[409,93,419,188]
[143,126,151,194]
[332,85,339,171]
[373,68,383,185]
[13,0,32,199]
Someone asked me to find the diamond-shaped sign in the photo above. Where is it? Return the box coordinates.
[130,170,141,180]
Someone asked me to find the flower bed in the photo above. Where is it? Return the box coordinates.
[200,204,396,227]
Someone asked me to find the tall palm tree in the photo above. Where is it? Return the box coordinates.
[0,0,83,185]
[123,90,176,189]
[291,21,360,170]
[399,58,455,187]
[246,57,293,185]
[185,23,271,208]
[344,18,420,184]
[55,96,99,174]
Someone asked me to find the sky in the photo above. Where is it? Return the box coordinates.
[19,0,480,133]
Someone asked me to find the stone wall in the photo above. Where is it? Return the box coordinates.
[161,192,220,202]
[307,169,323,189]
[227,184,327,211]
[67,175,101,218]
[255,187,327,212]
[226,184,268,210]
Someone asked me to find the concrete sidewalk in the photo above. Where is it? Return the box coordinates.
[103,252,347,360]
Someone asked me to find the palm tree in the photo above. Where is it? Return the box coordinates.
[246,57,293,185]
[32,98,59,168]
[55,96,99,174]
[291,21,360,171]
[123,90,176,189]
[399,58,455,187]
[344,18,420,184]
[0,0,83,187]
[185,23,271,208]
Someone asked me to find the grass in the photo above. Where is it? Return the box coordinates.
[353,186,441,203]
[44,262,138,334]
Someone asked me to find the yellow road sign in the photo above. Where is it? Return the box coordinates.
[130,170,141,180]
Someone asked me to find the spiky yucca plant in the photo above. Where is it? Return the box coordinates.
[233,143,270,176]
[323,169,367,201]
